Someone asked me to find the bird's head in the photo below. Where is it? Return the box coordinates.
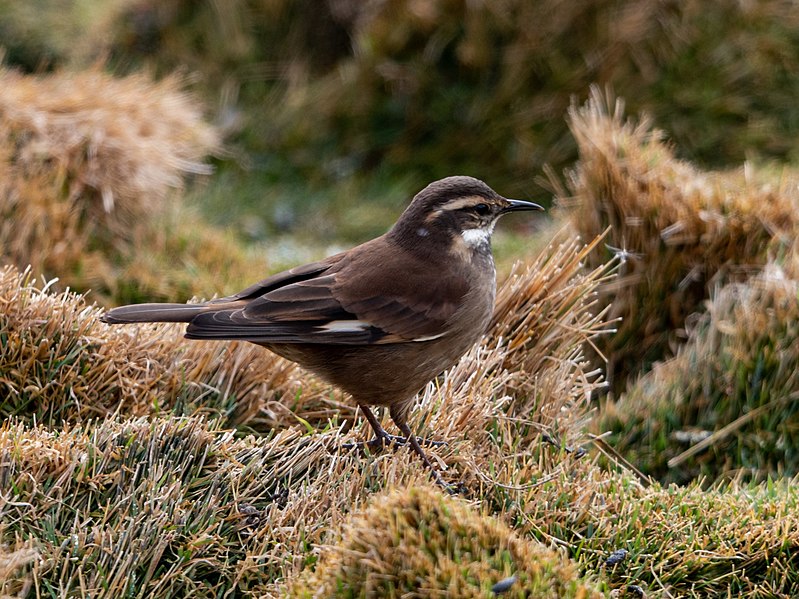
[389,176,544,255]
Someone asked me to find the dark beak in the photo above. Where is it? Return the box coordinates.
[501,198,545,213]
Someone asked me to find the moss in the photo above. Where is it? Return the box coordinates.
[292,486,600,598]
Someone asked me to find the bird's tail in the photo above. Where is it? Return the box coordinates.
[101,303,209,324]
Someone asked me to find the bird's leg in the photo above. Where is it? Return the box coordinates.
[389,405,455,492]
[360,404,446,449]
[393,419,453,492]
[341,404,456,492]
[541,432,587,458]
[341,405,408,451]
[342,405,447,452]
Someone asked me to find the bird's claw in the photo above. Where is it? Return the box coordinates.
[342,434,447,453]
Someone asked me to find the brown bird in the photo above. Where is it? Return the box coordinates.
[102,176,543,487]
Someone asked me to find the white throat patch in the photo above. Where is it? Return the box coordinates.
[461,224,494,248]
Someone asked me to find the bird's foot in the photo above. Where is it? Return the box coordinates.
[341,433,406,452]
[342,433,446,453]
[438,480,466,495]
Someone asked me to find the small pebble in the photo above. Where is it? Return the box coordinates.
[605,548,628,566]
[491,575,517,594]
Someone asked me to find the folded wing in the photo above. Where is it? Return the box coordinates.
[184,238,469,345]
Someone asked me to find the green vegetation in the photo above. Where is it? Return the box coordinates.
[293,486,600,598]
[6,0,799,237]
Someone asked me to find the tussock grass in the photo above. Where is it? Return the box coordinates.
[4,232,799,596]
[6,415,799,597]
[0,67,235,303]
[518,463,799,597]
[107,202,272,306]
[292,486,600,598]
[0,265,312,428]
[599,265,799,484]
[1,234,617,595]
[560,87,799,389]
[0,0,135,68]
[0,416,356,597]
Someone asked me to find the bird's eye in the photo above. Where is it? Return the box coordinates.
[472,203,491,216]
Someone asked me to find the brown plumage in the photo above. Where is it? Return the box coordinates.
[102,176,544,487]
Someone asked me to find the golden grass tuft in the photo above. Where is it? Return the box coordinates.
[292,486,599,598]
[5,413,799,597]
[598,264,799,484]
[0,67,217,213]
[559,87,799,390]
[0,66,222,301]
[0,415,361,598]
[0,264,310,428]
[489,230,617,434]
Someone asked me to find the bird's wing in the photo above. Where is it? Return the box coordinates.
[185,239,469,345]
[210,258,342,302]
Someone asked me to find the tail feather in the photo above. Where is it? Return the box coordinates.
[101,303,209,324]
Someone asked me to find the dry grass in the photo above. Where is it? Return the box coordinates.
[3,231,799,596]
[516,461,799,597]
[0,416,350,598]
[0,541,37,598]
[598,263,799,484]
[0,222,614,451]
[558,86,799,390]
[4,414,799,598]
[0,66,230,303]
[0,234,616,596]
[0,264,316,429]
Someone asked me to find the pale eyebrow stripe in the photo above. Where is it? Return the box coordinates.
[434,196,485,212]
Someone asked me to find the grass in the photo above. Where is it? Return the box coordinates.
[558,86,799,391]
[5,227,799,597]
[3,62,799,597]
[0,264,330,430]
[292,486,600,598]
[1,231,618,596]
[0,66,236,305]
[598,263,799,485]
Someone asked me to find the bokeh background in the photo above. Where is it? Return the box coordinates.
[5,0,799,242]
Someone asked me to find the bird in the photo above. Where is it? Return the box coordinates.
[102,176,544,487]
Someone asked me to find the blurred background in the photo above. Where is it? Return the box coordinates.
[3,0,799,247]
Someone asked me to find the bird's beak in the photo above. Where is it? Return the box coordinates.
[500,198,545,213]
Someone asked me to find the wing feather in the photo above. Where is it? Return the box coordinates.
[184,237,469,345]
